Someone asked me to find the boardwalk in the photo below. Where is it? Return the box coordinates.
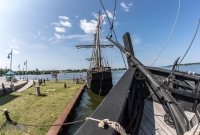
[16,80,33,92]
[0,78,33,91]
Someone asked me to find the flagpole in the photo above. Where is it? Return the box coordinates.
[26,60,28,81]
[10,50,13,85]
[18,64,20,78]
[24,60,28,81]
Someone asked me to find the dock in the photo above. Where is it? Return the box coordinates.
[0,79,33,96]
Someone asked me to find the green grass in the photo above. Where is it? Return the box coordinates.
[0,80,83,135]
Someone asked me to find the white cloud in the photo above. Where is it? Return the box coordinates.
[45,25,48,28]
[120,2,133,12]
[48,34,94,44]
[38,31,41,36]
[41,37,45,40]
[55,27,65,33]
[8,39,47,51]
[6,49,20,54]
[92,10,115,25]
[9,45,18,48]
[64,34,94,42]
[75,15,78,18]
[51,22,60,26]
[80,19,98,34]
[51,16,72,30]
[54,33,62,39]
[92,13,98,19]
[59,16,69,20]
[13,50,20,54]
[60,21,72,27]
[132,34,142,45]
[104,10,115,19]
[29,33,37,38]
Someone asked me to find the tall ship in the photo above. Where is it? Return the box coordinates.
[76,11,114,95]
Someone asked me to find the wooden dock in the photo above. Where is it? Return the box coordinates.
[138,100,195,135]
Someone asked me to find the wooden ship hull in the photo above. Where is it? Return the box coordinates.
[74,33,200,135]
[87,67,113,95]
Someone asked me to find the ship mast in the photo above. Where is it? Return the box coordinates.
[94,11,101,68]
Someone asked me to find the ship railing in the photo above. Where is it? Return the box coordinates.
[91,67,111,73]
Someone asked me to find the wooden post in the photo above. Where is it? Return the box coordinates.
[4,109,12,122]
[10,84,15,92]
[35,86,40,96]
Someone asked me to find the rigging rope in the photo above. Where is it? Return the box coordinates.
[111,47,115,67]
[178,18,200,65]
[100,29,109,67]
[151,0,181,66]
[99,0,127,69]
[77,49,84,69]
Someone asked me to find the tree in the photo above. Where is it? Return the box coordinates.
[51,70,59,83]
[0,68,3,76]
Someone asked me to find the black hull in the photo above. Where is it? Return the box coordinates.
[87,68,113,95]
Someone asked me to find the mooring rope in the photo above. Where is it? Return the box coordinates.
[151,0,181,66]
[2,116,128,135]
[86,117,129,135]
[11,119,86,127]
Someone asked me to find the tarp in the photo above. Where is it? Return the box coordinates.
[6,70,15,76]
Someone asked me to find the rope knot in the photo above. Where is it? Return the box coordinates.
[98,119,109,128]
[86,117,129,135]
[125,52,131,57]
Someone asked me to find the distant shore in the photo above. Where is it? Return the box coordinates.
[163,62,200,67]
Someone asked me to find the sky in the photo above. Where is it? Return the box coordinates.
[0,0,200,71]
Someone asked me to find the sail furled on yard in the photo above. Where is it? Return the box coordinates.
[75,45,114,49]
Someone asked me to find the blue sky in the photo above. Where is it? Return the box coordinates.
[0,0,199,71]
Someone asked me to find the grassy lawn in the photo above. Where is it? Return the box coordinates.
[0,80,84,135]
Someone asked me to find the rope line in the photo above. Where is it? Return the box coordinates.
[86,117,129,135]
[99,0,127,69]
[151,0,181,66]
[12,119,86,127]
[3,116,128,135]
[77,49,85,69]
[178,18,200,65]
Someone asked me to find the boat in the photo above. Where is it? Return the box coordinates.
[76,11,114,96]
[74,32,200,135]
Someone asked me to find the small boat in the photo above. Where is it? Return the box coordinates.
[75,32,200,135]
[76,11,114,96]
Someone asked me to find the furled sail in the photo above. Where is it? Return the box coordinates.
[86,58,103,61]
[75,45,114,49]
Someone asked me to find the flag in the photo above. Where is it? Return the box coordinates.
[100,16,104,23]
[7,50,12,59]
[18,64,20,68]
[7,53,11,59]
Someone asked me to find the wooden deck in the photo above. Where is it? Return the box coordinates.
[138,100,195,135]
